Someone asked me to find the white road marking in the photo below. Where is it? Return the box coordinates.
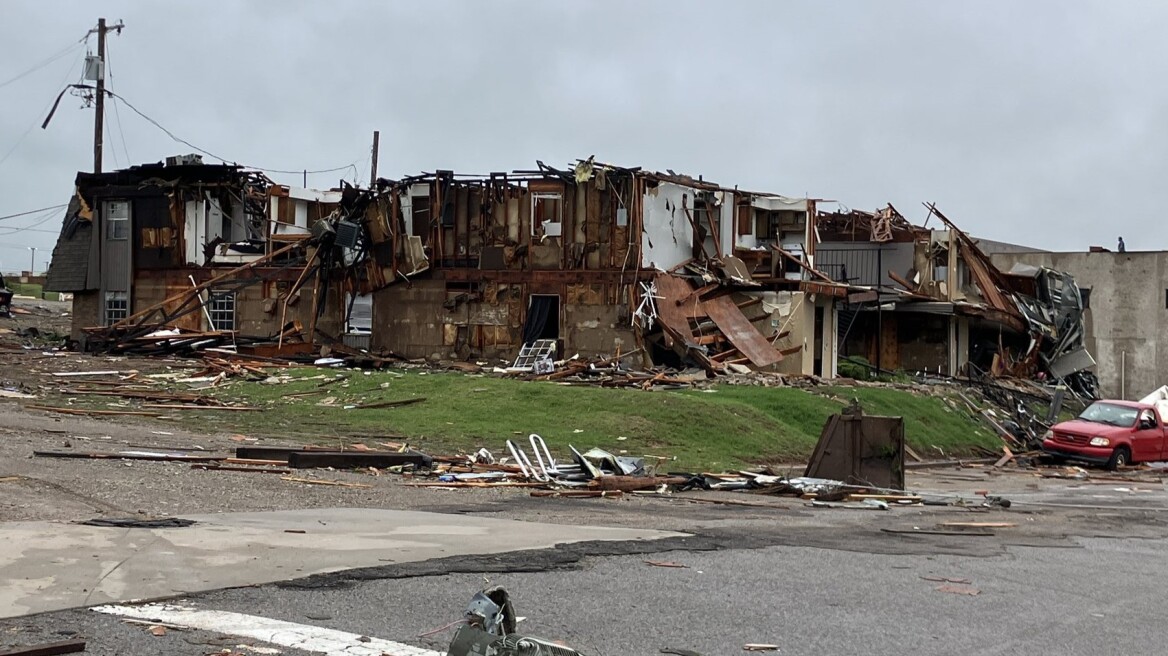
[92,603,443,656]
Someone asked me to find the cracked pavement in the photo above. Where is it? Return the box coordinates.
[4,399,1168,654]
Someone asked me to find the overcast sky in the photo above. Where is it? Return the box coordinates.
[0,1,1160,271]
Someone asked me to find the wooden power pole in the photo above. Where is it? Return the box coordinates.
[93,17,106,174]
[370,130,380,183]
[91,17,124,174]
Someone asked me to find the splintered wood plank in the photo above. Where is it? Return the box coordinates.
[702,294,783,367]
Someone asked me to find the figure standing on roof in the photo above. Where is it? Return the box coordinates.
[1118,236,1126,253]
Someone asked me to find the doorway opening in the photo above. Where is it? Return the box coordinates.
[522,294,560,344]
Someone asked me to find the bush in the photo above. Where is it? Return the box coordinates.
[838,356,872,380]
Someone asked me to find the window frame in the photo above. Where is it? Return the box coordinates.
[531,192,563,236]
[104,200,130,241]
[103,292,128,325]
[207,290,237,332]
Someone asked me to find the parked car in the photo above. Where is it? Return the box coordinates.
[1042,400,1166,469]
[0,273,12,317]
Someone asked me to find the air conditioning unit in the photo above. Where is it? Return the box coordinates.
[334,220,362,249]
[165,154,204,167]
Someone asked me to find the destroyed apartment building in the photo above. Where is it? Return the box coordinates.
[42,155,1098,395]
[817,204,1099,397]
[42,156,427,358]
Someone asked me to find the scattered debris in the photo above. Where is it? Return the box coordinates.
[0,640,87,656]
[644,560,689,568]
[447,587,582,656]
[279,476,372,489]
[804,407,905,490]
[935,584,981,596]
[77,517,196,529]
[34,450,223,463]
[921,576,972,584]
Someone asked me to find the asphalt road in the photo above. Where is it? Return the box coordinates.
[7,386,1168,655]
[8,534,1167,656]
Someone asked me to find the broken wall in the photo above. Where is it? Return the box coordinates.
[126,268,342,339]
[371,278,635,361]
[764,291,813,376]
[990,250,1162,398]
[640,182,696,270]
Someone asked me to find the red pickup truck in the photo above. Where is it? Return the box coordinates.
[1042,400,1167,469]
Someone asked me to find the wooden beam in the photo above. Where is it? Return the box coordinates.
[287,451,432,469]
[770,244,836,283]
[887,270,919,293]
[675,282,719,307]
[113,242,301,330]
[680,199,711,260]
[0,640,86,656]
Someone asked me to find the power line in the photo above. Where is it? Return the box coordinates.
[105,39,132,166]
[0,227,63,235]
[0,242,52,252]
[0,204,68,222]
[0,34,88,90]
[98,87,360,176]
[0,206,67,239]
[0,49,87,168]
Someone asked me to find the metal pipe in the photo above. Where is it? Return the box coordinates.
[1122,350,1127,399]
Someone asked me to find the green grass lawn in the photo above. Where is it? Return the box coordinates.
[6,282,60,300]
[133,369,1000,471]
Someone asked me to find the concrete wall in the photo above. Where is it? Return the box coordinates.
[990,251,1166,399]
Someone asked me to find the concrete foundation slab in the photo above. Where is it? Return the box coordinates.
[0,507,683,618]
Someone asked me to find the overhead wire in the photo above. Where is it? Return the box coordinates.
[0,242,51,252]
[100,87,361,178]
[104,39,132,167]
[0,205,68,245]
[0,33,88,90]
[0,204,68,222]
[0,48,87,168]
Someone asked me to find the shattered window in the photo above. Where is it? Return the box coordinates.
[1080,287,1091,309]
[104,292,128,325]
[1078,402,1138,427]
[531,193,562,235]
[208,291,236,331]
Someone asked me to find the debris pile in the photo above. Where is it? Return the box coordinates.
[447,587,583,656]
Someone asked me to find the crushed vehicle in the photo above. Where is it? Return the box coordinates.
[1042,399,1167,469]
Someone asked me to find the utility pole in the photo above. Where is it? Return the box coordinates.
[94,17,106,174]
[370,130,380,183]
[90,17,124,174]
[28,247,36,275]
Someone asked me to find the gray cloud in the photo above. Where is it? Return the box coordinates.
[0,0,1162,271]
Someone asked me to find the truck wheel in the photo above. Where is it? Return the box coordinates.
[1107,446,1131,471]
[0,303,9,318]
